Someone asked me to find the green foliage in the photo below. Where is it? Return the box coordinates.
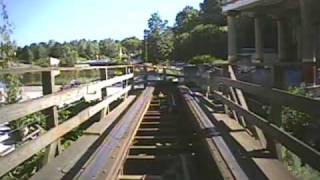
[144,12,174,64]
[121,36,142,57]
[99,38,120,58]
[282,146,320,179]
[199,0,226,26]
[174,24,227,61]
[15,38,138,67]
[282,87,312,139]
[2,150,45,180]
[189,54,218,64]
[174,6,200,34]
[172,1,227,62]
[281,87,320,179]
[10,112,46,132]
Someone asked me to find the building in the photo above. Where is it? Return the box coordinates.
[221,0,320,86]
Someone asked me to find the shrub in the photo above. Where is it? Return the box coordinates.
[189,54,218,65]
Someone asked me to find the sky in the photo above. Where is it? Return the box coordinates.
[5,0,203,46]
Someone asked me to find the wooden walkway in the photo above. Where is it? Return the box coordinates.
[212,113,294,180]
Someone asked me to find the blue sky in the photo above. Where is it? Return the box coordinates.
[5,0,203,46]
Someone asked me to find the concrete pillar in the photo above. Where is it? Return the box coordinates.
[277,19,287,61]
[299,0,316,84]
[254,16,264,62]
[227,13,237,63]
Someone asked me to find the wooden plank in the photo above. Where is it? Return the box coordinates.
[212,91,320,170]
[126,155,157,160]
[0,74,133,124]
[213,113,294,180]
[31,96,135,180]
[0,65,133,75]
[212,61,316,67]
[0,86,131,177]
[84,96,136,135]
[119,175,163,180]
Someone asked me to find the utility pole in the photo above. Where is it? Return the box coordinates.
[144,29,150,63]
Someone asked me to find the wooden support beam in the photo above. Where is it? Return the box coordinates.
[100,68,109,119]
[41,71,60,164]
[228,66,266,147]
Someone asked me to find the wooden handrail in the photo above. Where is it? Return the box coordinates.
[0,85,132,177]
[212,90,320,170]
[211,76,320,118]
[0,73,134,124]
[0,65,134,75]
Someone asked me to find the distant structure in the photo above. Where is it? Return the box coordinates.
[0,81,6,104]
[221,0,320,86]
[49,57,60,67]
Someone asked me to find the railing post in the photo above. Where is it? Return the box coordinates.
[131,66,135,90]
[124,66,129,99]
[144,65,148,88]
[100,67,109,118]
[266,65,283,159]
[163,67,167,81]
[42,70,60,164]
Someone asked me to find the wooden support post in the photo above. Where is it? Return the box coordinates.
[228,66,262,140]
[42,71,60,164]
[100,68,109,119]
[266,66,283,159]
[131,66,135,90]
[163,68,167,81]
[144,66,148,88]
[124,67,129,99]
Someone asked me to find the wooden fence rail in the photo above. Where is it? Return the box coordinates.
[0,65,134,177]
[195,64,320,171]
[211,76,320,118]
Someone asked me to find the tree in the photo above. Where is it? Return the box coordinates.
[171,1,227,62]
[85,41,99,59]
[145,12,173,63]
[0,1,21,104]
[61,45,79,66]
[99,38,119,58]
[36,43,48,59]
[199,0,226,26]
[49,42,63,58]
[17,46,34,63]
[121,36,142,57]
[174,6,199,34]
[159,28,174,61]
[148,12,168,34]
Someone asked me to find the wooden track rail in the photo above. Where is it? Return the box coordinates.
[179,86,248,180]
